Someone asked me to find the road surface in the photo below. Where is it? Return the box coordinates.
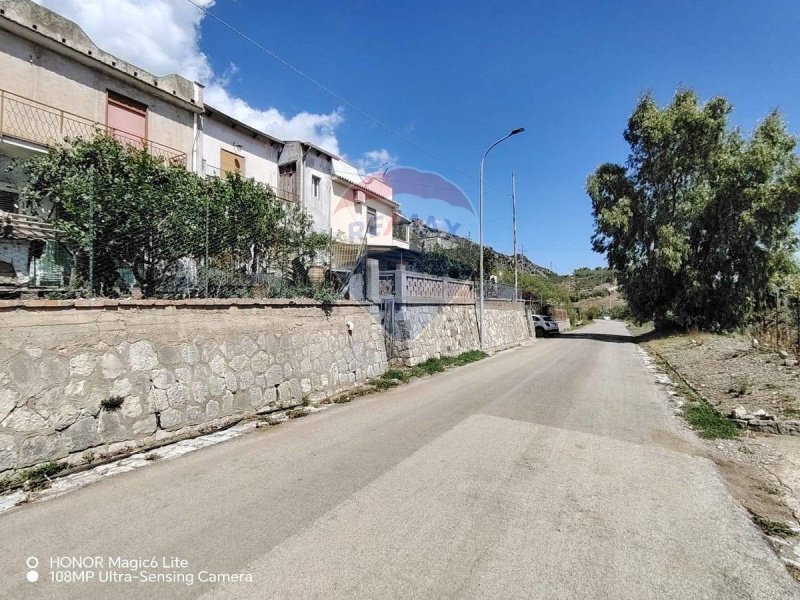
[0,320,796,599]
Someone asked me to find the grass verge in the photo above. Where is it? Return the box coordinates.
[645,345,739,439]
[323,350,489,406]
[0,461,68,495]
[384,351,488,382]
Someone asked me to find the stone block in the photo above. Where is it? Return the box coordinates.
[157,345,183,366]
[62,417,99,453]
[98,410,129,443]
[167,384,190,409]
[18,435,67,467]
[2,407,49,433]
[69,353,96,377]
[129,341,158,371]
[132,415,157,435]
[38,356,69,384]
[100,353,125,379]
[159,408,183,430]
[206,400,220,419]
[0,434,17,472]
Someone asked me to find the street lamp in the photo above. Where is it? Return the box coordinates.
[479,127,525,350]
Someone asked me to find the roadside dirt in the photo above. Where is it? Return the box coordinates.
[647,333,800,419]
[640,330,800,574]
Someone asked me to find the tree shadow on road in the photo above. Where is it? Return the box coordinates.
[558,329,669,345]
[557,332,634,344]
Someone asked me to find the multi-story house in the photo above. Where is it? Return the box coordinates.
[0,0,202,290]
[0,0,415,291]
[277,140,335,233]
[200,114,337,230]
[200,105,291,199]
[330,158,413,270]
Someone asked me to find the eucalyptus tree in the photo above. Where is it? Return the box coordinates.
[588,89,800,329]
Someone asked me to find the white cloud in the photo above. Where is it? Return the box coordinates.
[34,0,343,153]
[354,148,398,174]
[204,85,343,154]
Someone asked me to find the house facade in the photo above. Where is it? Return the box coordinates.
[330,158,413,270]
[0,0,203,290]
[277,141,335,233]
[0,0,416,291]
[200,106,287,197]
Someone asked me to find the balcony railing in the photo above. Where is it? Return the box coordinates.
[204,163,299,203]
[0,89,186,164]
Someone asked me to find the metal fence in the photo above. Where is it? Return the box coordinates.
[482,279,518,301]
[0,88,186,164]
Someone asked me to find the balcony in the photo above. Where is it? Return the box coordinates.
[204,163,299,203]
[0,89,186,164]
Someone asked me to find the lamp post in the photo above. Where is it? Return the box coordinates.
[511,171,518,302]
[479,127,525,350]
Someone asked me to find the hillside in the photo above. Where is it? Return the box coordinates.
[409,219,557,278]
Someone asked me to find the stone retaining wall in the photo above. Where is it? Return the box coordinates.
[0,300,387,474]
[389,301,530,366]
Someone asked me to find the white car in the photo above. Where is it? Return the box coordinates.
[532,314,559,337]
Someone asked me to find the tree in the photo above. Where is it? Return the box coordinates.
[22,135,329,298]
[23,135,205,295]
[588,89,800,329]
[413,240,498,281]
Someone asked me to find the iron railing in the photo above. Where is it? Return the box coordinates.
[204,163,299,203]
[0,89,187,164]
[483,279,519,301]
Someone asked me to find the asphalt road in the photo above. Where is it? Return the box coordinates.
[0,320,796,599]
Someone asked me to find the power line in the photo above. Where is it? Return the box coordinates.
[183,0,511,198]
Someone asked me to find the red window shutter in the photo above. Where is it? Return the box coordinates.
[106,92,147,146]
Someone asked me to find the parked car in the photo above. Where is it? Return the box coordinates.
[532,314,559,337]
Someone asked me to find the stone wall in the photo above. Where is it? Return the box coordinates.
[0,299,387,474]
[388,301,530,366]
[482,302,531,351]
[390,302,479,366]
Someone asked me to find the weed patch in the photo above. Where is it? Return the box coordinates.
[683,401,739,439]
[728,375,752,397]
[101,395,125,411]
[645,345,739,439]
[750,512,797,538]
[373,378,400,391]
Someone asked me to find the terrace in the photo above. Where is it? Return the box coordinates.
[0,88,186,164]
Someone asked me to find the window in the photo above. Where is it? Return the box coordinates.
[311,175,321,198]
[367,207,377,236]
[0,189,17,213]
[220,149,245,176]
[106,92,147,145]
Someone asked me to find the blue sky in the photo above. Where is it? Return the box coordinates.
[44,0,800,274]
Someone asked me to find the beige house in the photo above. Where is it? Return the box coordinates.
[201,106,291,199]
[0,0,203,290]
[330,158,413,270]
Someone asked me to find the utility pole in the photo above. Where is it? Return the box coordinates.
[511,172,518,302]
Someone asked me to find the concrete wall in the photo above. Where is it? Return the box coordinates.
[0,10,198,168]
[389,300,530,366]
[0,299,387,474]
